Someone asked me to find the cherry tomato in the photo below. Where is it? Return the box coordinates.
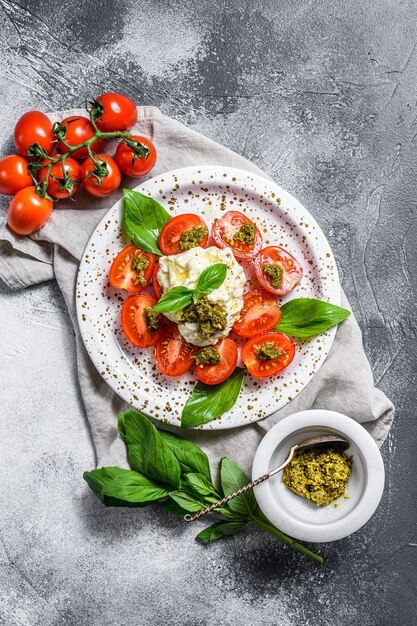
[241,331,295,379]
[212,210,262,260]
[7,186,53,235]
[80,154,121,198]
[194,338,238,385]
[154,326,195,376]
[109,244,155,293]
[94,93,137,132]
[158,214,209,256]
[152,263,162,299]
[121,294,160,348]
[115,135,157,178]
[0,155,32,195]
[14,111,54,156]
[233,290,282,338]
[37,155,80,200]
[253,246,303,296]
[56,116,105,159]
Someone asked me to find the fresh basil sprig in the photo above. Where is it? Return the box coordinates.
[153,263,227,314]
[274,298,351,337]
[83,410,323,563]
[181,367,245,428]
[123,189,171,256]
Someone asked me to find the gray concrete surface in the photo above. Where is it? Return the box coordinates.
[1,0,416,624]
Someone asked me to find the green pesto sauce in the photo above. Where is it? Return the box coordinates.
[282,449,353,506]
[233,222,256,246]
[194,346,221,366]
[179,225,208,251]
[131,255,149,286]
[263,263,284,289]
[181,296,228,340]
[256,343,283,361]
[144,307,160,332]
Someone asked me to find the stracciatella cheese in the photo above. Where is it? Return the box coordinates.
[157,246,246,346]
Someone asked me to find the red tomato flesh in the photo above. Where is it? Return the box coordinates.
[152,263,162,299]
[154,326,195,376]
[158,214,209,256]
[233,289,281,338]
[121,294,160,348]
[212,210,262,259]
[241,331,295,379]
[109,244,155,293]
[194,338,238,385]
[254,246,303,296]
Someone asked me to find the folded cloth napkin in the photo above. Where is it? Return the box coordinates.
[0,106,394,474]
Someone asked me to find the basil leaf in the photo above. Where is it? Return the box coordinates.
[123,189,171,256]
[183,473,216,497]
[83,467,157,508]
[158,430,211,480]
[102,471,170,503]
[196,520,248,543]
[152,286,196,313]
[220,457,257,519]
[118,411,181,488]
[168,490,205,513]
[274,298,351,337]
[181,367,245,428]
[197,263,227,294]
[159,498,190,517]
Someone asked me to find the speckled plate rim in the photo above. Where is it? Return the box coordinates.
[76,165,341,430]
[252,410,385,542]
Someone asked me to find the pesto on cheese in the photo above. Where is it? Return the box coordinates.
[181,297,228,340]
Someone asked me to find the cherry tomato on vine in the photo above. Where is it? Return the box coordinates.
[109,244,155,293]
[158,214,209,256]
[212,210,262,260]
[14,111,54,156]
[80,154,121,198]
[94,93,137,132]
[56,116,105,160]
[194,338,238,385]
[154,325,195,377]
[115,135,157,178]
[241,331,295,379]
[0,155,32,195]
[121,294,160,348]
[253,246,303,296]
[37,155,80,200]
[233,290,281,338]
[152,263,163,299]
[7,186,53,235]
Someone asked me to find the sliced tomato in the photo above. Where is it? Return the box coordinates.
[233,290,281,338]
[194,338,238,385]
[158,214,208,256]
[109,244,155,293]
[253,246,303,296]
[121,294,160,348]
[241,331,295,379]
[152,263,162,299]
[211,210,262,259]
[154,326,195,376]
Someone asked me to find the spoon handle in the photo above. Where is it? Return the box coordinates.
[183,445,298,523]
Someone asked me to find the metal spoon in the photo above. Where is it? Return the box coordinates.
[183,434,349,522]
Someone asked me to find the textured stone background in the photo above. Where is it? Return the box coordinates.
[1,0,416,624]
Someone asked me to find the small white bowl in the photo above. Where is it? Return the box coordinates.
[252,410,385,543]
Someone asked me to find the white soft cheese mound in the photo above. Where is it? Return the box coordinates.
[157,246,246,346]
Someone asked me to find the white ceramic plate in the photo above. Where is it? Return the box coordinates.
[76,165,340,430]
[252,410,385,542]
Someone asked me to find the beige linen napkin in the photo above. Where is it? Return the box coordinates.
[0,106,394,474]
